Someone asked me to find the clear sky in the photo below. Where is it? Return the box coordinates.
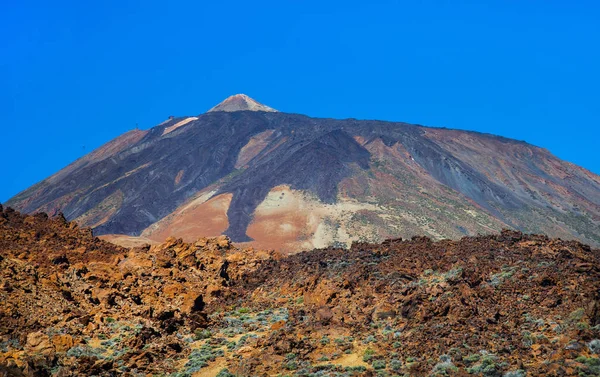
[2,1,599,202]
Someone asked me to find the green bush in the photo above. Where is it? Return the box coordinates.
[372,360,386,370]
[216,369,236,377]
[463,353,480,364]
[363,335,377,344]
[576,356,600,376]
[284,360,298,370]
[569,308,585,322]
[183,345,224,374]
[363,348,375,363]
[390,359,402,371]
[66,345,106,358]
[466,352,498,376]
[194,329,212,340]
[488,266,517,286]
[344,366,367,372]
[431,355,458,375]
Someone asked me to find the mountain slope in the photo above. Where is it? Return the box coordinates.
[5,95,600,251]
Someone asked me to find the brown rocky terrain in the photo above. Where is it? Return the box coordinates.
[1,205,600,376]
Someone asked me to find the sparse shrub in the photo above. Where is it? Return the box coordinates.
[466,351,498,376]
[183,345,224,374]
[363,335,377,344]
[569,308,585,322]
[239,314,252,322]
[194,329,212,340]
[100,337,121,348]
[440,355,452,363]
[432,355,458,376]
[284,360,298,370]
[345,366,367,372]
[216,369,236,377]
[489,267,517,287]
[235,333,257,349]
[0,339,19,353]
[444,266,463,280]
[588,339,600,354]
[363,348,375,363]
[463,353,481,364]
[578,322,591,330]
[221,326,244,337]
[447,347,462,360]
[66,345,106,358]
[372,359,386,370]
[523,313,544,327]
[269,308,289,323]
[111,346,130,358]
[389,359,402,371]
[521,331,533,348]
[503,370,526,377]
[575,356,600,376]
[550,322,563,334]
[320,336,330,345]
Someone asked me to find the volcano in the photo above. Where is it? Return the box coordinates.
[6,95,600,251]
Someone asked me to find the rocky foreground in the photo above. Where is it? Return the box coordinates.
[1,205,600,376]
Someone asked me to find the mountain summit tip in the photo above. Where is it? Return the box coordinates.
[208,94,278,113]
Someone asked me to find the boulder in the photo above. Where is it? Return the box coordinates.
[25,332,54,356]
[52,334,74,352]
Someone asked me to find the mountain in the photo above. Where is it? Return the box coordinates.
[1,206,599,376]
[208,93,278,113]
[5,94,600,251]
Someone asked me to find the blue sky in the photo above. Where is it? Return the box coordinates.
[1,1,599,202]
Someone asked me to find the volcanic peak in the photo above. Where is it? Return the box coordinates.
[207,93,278,113]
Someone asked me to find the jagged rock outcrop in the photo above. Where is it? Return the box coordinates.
[1,207,600,376]
[0,207,277,376]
